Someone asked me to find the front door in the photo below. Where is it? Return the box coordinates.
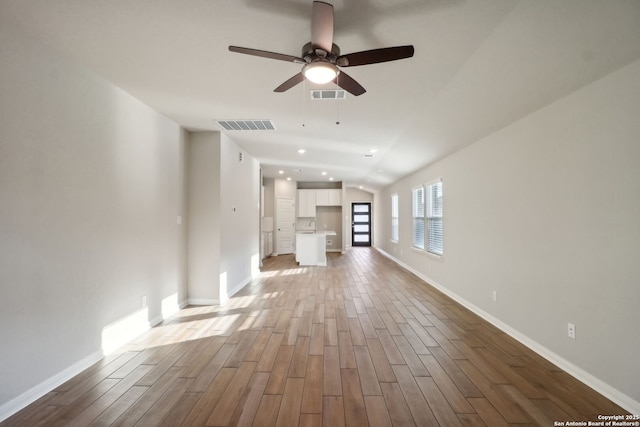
[351,202,371,247]
[276,197,295,254]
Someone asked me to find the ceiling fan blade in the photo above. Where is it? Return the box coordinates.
[311,1,334,53]
[337,45,415,67]
[229,46,303,63]
[334,71,366,96]
[274,73,305,92]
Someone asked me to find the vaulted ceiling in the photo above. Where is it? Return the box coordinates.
[2,0,639,190]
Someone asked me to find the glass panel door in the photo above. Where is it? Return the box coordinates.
[351,202,371,247]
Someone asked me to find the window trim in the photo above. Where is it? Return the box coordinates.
[411,179,443,260]
[425,178,443,257]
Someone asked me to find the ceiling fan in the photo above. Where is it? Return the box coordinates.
[228,1,414,96]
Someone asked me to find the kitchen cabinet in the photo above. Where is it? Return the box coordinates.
[297,189,316,217]
[329,189,341,205]
[295,231,336,266]
[316,189,341,206]
[315,189,329,206]
[261,232,273,258]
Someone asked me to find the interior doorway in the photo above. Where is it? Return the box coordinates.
[276,197,295,254]
[351,202,371,247]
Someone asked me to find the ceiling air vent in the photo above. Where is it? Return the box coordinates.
[310,90,346,100]
[216,120,275,131]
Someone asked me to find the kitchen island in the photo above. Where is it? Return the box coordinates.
[295,231,336,266]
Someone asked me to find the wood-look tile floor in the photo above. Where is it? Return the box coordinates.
[3,248,628,426]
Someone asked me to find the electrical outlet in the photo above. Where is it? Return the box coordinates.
[568,323,576,339]
[492,290,497,302]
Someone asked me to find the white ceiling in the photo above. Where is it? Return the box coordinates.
[2,0,639,190]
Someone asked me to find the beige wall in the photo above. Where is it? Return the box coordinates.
[0,24,187,412]
[375,59,640,411]
[186,132,221,303]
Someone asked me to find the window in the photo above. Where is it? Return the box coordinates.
[412,187,425,250]
[426,180,443,255]
[391,193,399,242]
[412,180,443,256]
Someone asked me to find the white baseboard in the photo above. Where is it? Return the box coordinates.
[1,298,194,423]
[187,298,220,306]
[187,276,251,307]
[227,276,251,299]
[375,247,640,414]
[0,350,103,423]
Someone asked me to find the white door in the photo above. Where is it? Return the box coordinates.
[276,197,295,254]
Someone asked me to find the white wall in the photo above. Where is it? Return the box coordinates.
[0,24,186,414]
[262,177,275,218]
[187,132,261,303]
[219,134,261,299]
[186,132,221,303]
[375,59,640,411]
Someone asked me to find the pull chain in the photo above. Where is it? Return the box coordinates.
[335,75,340,125]
[302,78,307,127]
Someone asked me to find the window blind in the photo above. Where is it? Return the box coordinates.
[412,187,425,249]
[426,181,443,255]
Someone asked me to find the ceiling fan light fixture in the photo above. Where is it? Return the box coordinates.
[303,62,338,84]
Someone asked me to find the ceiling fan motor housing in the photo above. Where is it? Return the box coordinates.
[302,42,341,64]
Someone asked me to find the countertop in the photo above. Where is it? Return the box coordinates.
[296,230,336,236]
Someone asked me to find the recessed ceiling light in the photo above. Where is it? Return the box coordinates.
[369,148,378,153]
[359,186,363,189]
[329,177,334,181]
[278,170,284,174]
[298,149,306,154]
[286,177,292,181]
[321,171,327,176]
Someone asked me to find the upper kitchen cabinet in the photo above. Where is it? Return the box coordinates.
[297,189,316,217]
[316,189,341,206]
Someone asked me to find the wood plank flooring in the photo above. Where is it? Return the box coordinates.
[2,248,628,426]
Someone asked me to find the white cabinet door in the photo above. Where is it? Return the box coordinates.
[297,190,316,217]
[316,189,329,206]
[328,189,342,206]
[262,232,273,257]
[316,235,327,266]
[316,189,341,206]
[296,234,317,265]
